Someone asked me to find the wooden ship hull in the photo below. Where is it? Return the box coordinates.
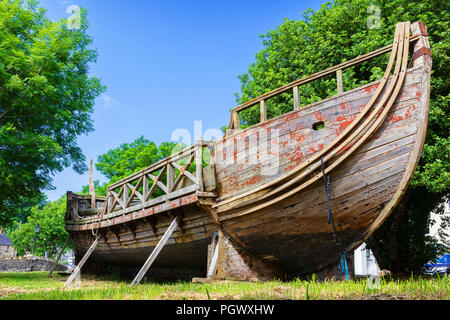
[65,22,432,281]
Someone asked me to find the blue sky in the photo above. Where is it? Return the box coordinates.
[40,0,325,201]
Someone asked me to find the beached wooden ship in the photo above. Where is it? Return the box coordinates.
[64,21,432,282]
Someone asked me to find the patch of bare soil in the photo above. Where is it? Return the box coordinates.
[359,293,410,300]
[0,288,32,298]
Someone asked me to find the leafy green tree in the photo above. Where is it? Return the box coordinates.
[80,137,180,196]
[8,196,70,258]
[0,0,105,226]
[235,0,449,273]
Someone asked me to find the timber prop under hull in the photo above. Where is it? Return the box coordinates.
[65,21,432,279]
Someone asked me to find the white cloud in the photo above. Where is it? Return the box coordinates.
[102,94,120,109]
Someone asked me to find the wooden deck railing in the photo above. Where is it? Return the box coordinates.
[228,34,419,131]
[67,140,212,223]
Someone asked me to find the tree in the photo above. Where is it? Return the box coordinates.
[235,0,449,273]
[80,137,180,196]
[7,196,70,258]
[0,0,105,226]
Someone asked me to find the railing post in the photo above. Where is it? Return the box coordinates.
[107,192,113,214]
[293,86,300,110]
[336,69,343,94]
[196,137,204,191]
[232,111,240,130]
[143,175,149,201]
[166,162,174,193]
[260,100,267,122]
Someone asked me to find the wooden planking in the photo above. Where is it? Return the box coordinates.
[222,146,408,227]
[224,168,403,238]
[216,96,420,198]
[219,64,422,153]
[216,78,421,182]
[215,70,422,167]
[217,22,411,218]
[75,211,218,255]
[216,104,418,196]
[214,70,422,182]
[230,35,419,114]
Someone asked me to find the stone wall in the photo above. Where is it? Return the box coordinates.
[0,245,15,258]
[0,256,68,272]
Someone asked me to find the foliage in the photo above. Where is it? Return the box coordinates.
[0,0,105,226]
[234,0,449,273]
[7,196,70,258]
[80,137,180,196]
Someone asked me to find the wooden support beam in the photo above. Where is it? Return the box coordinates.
[144,217,157,236]
[260,100,267,122]
[207,241,219,278]
[109,226,121,243]
[336,69,343,94]
[130,215,181,287]
[125,223,137,241]
[49,235,71,278]
[293,86,300,110]
[64,236,99,288]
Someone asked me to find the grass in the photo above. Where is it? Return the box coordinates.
[0,271,449,300]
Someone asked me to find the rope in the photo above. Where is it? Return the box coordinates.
[338,252,350,281]
[321,156,349,281]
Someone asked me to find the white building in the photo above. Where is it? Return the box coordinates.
[428,199,450,248]
[353,243,380,276]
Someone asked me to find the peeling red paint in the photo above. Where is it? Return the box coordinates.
[390,114,403,123]
[285,113,299,121]
[336,114,356,135]
[404,105,416,118]
[245,175,262,186]
[313,112,323,121]
[364,85,375,95]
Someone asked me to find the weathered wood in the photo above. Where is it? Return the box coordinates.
[48,235,71,278]
[196,139,204,191]
[232,112,240,130]
[293,86,300,110]
[231,34,419,114]
[336,69,343,94]
[260,100,267,122]
[89,160,96,208]
[207,241,219,278]
[130,215,181,286]
[215,22,407,210]
[64,236,99,287]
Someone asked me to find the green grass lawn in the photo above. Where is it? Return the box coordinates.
[0,271,449,300]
